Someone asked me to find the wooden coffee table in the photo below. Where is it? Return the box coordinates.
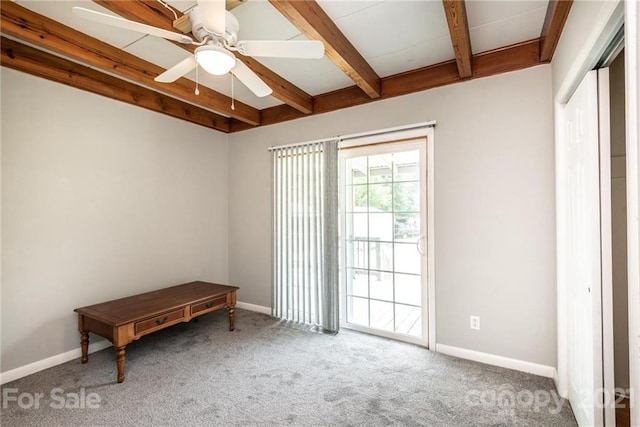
[74,281,238,383]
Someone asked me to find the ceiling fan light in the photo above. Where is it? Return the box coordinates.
[195,45,236,76]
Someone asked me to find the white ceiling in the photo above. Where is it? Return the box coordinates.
[15,0,549,111]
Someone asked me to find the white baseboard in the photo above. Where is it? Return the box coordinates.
[435,344,556,378]
[1,302,271,385]
[236,301,271,315]
[0,340,112,385]
[552,368,568,398]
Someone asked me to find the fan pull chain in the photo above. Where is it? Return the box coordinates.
[231,73,235,111]
[195,65,200,96]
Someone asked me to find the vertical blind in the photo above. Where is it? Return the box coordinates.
[271,139,339,332]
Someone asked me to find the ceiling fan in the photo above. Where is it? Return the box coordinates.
[72,1,325,98]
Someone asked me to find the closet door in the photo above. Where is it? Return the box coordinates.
[558,68,615,426]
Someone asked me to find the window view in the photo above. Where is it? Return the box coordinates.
[342,147,425,339]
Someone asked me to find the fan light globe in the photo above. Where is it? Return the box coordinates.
[195,45,236,75]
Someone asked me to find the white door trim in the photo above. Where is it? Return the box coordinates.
[553,1,625,402]
[426,127,436,350]
[555,3,639,425]
[598,67,616,427]
[555,1,624,105]
[624,1,640,424]
[337,126,436,349]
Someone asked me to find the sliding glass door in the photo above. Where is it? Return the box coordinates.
[339,139,428,345]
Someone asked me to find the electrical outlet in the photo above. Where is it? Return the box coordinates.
[470,315,480,330]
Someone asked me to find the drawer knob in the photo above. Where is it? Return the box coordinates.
[205,302,214,308]
[155,316,168,325]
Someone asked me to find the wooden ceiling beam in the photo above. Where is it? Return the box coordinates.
[473,39,540,78]
[539,0,573,63]
[94,1,177,31]
[95,0,314,114]
[1,1,558,135]
[0,1,260,125]
[226,0,248,11]
[269,0,381,99]
[1,37,230,132]
[233,39,542,131]
[382,61,460,98]
[442,0,473,78]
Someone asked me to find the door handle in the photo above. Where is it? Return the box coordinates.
[416,235,425,255]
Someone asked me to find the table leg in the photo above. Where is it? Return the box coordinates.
[229,305,235,331]
[116,346,126,383]
[80,331,89,364]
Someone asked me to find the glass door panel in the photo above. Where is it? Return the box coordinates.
[340,141,427,344]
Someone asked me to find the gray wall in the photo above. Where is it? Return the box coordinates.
[228,65,557,367]
[1,68,229,372]
[1,63,557,373]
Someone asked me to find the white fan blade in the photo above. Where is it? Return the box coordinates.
[231,60,273,98]
[155,56,198,83]
[196,0,226,36]
[72,7,193,44]
[236,40,324,59]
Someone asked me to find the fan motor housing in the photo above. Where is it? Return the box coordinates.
[189,7,239,46]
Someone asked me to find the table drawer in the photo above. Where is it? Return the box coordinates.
[191,296,227,316]
[134,308,185,335]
